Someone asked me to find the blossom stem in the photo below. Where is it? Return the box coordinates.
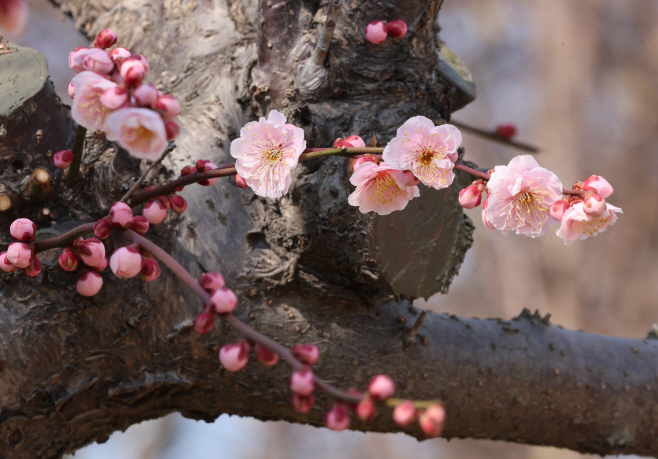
[67,125,87,182]
[451,120,539,153]
[34,222,94,253]
[120,142,177,203]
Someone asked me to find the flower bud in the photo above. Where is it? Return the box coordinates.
[235,173,249,188]
[291,394,315,413]
[155,94,181,118]
[7,242,33,268]
[78,238,106,267]
[130,215,150,235]
[100,87,129,110]
[68,46,89,72]
[109,245,142,278]
[219,340,250,372]
[133,83,160,107]
[93,217,113,239]
[459,183,483,209]
[23,255,42,277]
[292,343,320,365]
[325,402,350,431]
[76,270,104,296]
[210,287,238,314]
[69,47,114,74]
[142,200,168,224]
[356,396,377,422]
[196,159,207,172]
[549,199,570,222]
[170,195,187,214]
[181,165,195,177]
[95,29,118,49]
[418,404,446,437]
[352,155,376,170]
[120,57,147,86]
[68,82,75,98]
[583,175,613,198]
[583,193,606,218]
[365,20,388,44]
[290,366,315,396]
[253,343,279,367]
[334,135,366,149]
[164,120,180,141]
[109,201,134,228]
[399,170,421,187]
[495,123,517,140]
[193,311,215,334]
[131,54,150,72]
[109,47,131,64]
[199,271,225,292]
[54,150,74,169]
[368,375,395,401]
[198,161,220,186]
[10,218,37,242]
[58,250,79,271]
[0,252,17,273]
[140,257,161,281]
[387,20,407,38]
[93,256,109,272]
[392,400,417,426]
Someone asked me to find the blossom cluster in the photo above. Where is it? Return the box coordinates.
[68,29,180,160]
[0,219,41,276]
[365,20,408,44]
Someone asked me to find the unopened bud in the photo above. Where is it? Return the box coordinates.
[494,123,517,140]
[235,173,249,188]
[458,182,484,209]
[181,165,195,177]
[23,255,42,277]
[170,195,187,213]
[209,287,238,314]
[387,20,407,38]
[368,374,395,401]
[100,87,129,110]
[334,135,366,149]
[419,404,446,437]
[58,250,79,271]
[54,150,74,169]
[109,245,142,278]
[0,252,17,272]
[399,170,421,187]
[7,242,33,268]
[94,29,118,49]
[78,238,106,267]
[109,201,133,228]
[356,396,377,422]
[291,394,315,413]
[196,159,207,172]
[142,200,168,224]
[352,155,376,171]
[194,311,215,334]
[155,94,181,118]
[292,343,320,365]
[130,215,150,235]
[109,47,131,64]
[549,199,570,222]
[140,257,161,281]
[198,161,220,186]
[120,57,147,86]
[583,193,606,217]
[392,400,417,426]
[93,217,113,239]
[133,83,160,107]
[219,340,250,372]
[164,120,180,141]
[199,271,225,292]
[76,270,104,296]
[325,402,350,431]
[10,218,36,242]
[365,20,388,44]
[583,175,613,198]
[290,366,315,396]
[253,343,280,367]
[92,256,109,272]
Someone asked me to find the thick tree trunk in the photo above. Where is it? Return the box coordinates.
[1,1,657,458]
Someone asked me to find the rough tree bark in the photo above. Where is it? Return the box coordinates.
[1,1,657,458]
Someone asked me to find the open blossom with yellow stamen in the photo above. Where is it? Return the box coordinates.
[556,201,622,244]
[485,155,563,237]
[382,116,461,189]
[347,161,420,215]
[230,110,306,199]
[71,71,118,132]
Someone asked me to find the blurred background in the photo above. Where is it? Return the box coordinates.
[8,0,658,457]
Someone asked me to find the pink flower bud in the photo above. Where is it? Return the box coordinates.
[292,343,320,365]
[334,135,366,149]
[77,270,104,296]
[100,87,129,110]
[291,394,315,413]
[198,161,220,186]
[120,57,147,86]
[133,83,161,107]
[129,215,149,235]
[109,47,131,64]
[140,257,161,281]
[109,201,133,229]
[325,402,350,431]
[58,250,79,271]
[356,396,377,422]
[418,404,446,437]
[399,170,421,187]
[7,242,32,268]
[69,47,114,74]
[583,175,613,199]
[253,343,280,367]
[583,193,607,218]
[353,155,376,170]
[459,184,483,209]
[109,245,142,278]
[154,94,181,118]
[0,252,17,272]
[549,199,570,222]
[235,173,249,188]
[164,120,180,141]
[68,47,89,71]
[365,20,388,44]
[495,123,517,140]
[209,287,238,314]
[170,195,187,214]
[95,29,118,49]
[194,311,215,334]
[387,20,407,39]
[131,55,150,72]
[219,340,250,372]
[10,218,36,242]
[23,255,42,277]
[142,200,169,224]
[196,159,207,172]
[368,374,395,401]
[68,82,75,98]
[54,150,74,169]
[199,271,225,292]
[93,256,109,272]
[78,238,106,267]
[290,366,315,396]
[93,217,113,239]
[392,400,417,426]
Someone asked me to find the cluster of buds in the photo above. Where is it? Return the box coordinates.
[58,238,107,296]
[68,29,181,160]
[0,219,41,277]
[140,191,188,225]
[193,271,238,334]
[365,20,408,44]
[179,159,221,188]
[391,401,447,437]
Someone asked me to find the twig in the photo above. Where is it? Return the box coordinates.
[451,120,539,153]
[67,125,87,182]
[120,143,177,203]
[408,311,427,339]
[309,0,342,67]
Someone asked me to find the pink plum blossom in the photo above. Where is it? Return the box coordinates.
[199,271,225,292]
[209,287,238,314]
[109,245,142,278]
[368,374,395,401]
[109,202,133,228]
[219,340,250,372]
[485,155,563,237]
[352,155,376,170]
[356,397,377,422]
[290,366,315,396]
[382,116,461,189]
[419,404,446,437]
[0,0,28,35]
[365,20,388,44]
[347,161,419,215]
[292,343,320,366]
[194,311,215,334]
[253,343,279,367]
[69,47,114,74]
[325,402,350,431]
[10,218,36,242]
[556,202,622,244]
[583,175,613,198]
[78,238,105,267]
[23,255,41,277]
[142,199,168,224]
[76,270,103,296]
[58,250,79,271]
[54,150,74,169]
[107,108,168,160]
[94,29,117,49]
[393,400,417,426]
[230,110,306,199]
[71,71,118,131]
[387,20,407,39]
[130,215,149,235]
[549,199,570,222]
[292,394,315,413]
[0,251,17,272]
[7,242,32,268]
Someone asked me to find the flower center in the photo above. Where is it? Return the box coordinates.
[417,148,435,166]
[263,144,283,163]
[371,173,402,204]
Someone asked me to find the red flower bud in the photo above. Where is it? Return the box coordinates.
[76,270,104,296]
[23,255,42,277]
[356,396,377,422]
[130,215,150,235]
[199,271,225,292]
[209,287,238,314]
[235,173,249,188]
[419,404,446,437]
[94,217,113,239]
[219,340,250,372]
[290,366,315,396]
[142,200,168,225]
[325,402,350,431]
[78,238,106,267]
[140,257,161,281]
[368,374,395,401]
[494,123,517,140]
[10,218,37,242]
[92,256,109,272]
[291,394,315,413]
[165,120,180,141]
[109,245,142,278]
[94,29,118,49]
[53,150,74,169]
[58,250,79,271]
[0,251,18,273]
[387,20,407,39]
[292,343,320,365]
[109,201,133,229]
[253,343,279,367]
[392,400,416,426]
[170,195,187,214]
[194,311,215,334]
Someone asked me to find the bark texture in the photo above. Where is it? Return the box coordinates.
[0,1,656,458]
